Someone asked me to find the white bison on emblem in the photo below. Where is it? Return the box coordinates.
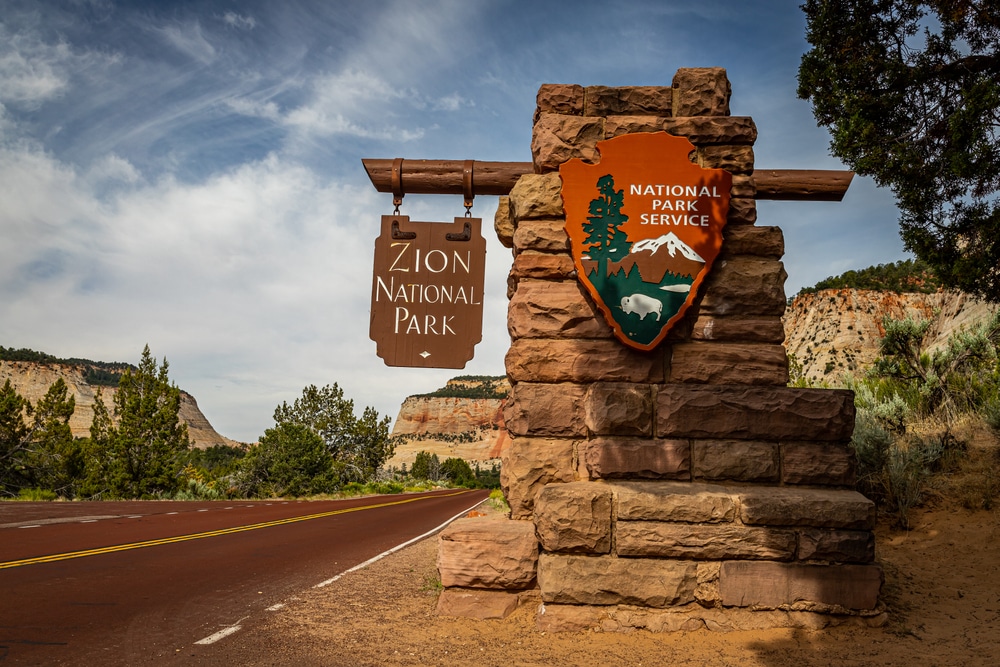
[620,293,662,321]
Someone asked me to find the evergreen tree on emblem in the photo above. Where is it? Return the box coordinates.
[583,174,631,277]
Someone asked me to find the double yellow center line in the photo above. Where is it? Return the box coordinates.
[1,490,470,570]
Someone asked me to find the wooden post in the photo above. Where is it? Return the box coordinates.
[362,159,853,202]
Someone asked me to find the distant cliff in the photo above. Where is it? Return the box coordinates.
[783,289,997,385]
[0,360,239,449]
[387,377,510,468]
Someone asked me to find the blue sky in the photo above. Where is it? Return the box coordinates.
[0,0,907,442]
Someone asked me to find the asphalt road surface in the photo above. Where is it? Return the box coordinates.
[0,489,489,665]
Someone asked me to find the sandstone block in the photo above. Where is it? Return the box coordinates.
[656,385,856,441]
[738,487,876,530]
[507,280,611,339]
[662,116,756,144]
[615,481,736,523]
[726,196,757,225]
[584,85,672,116]
[603,115,669,138]
[719,561,882,610]
[672,67,731,116]
[699,608,833,632]
[798,529,876,563]
[690,316,786,344]
[506,338,665,384]
[534,482,612,554]
[494,195,514,249]
[668,342,789,385]
[532,113,604,172]
[510,251,576,281]
[722,225,784,258]
[696,145,754,174]
[731,174,755,198]
[435,588,521,619]
[512,218,569,254]
[617,522,796,561]
[437,517,538,589]
[500,436,576,519]
[536,603,607,632]
[538,553,698,607]
[584,382,653,436]
[508,173,564,220]
[605,606,707,633]
[699,258,787,317]
[692,440,780,482]
[536,84,584,117]
[781,441,857,486]
[580,437,690,480]
[503,382,588,438]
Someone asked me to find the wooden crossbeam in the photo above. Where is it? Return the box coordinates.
[362,159,854,202]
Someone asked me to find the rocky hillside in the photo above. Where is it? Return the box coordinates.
[387,377,510,469]
[783,289,997,385]
[0,360,239,449]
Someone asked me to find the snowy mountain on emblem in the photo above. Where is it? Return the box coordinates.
[631,232,704,263]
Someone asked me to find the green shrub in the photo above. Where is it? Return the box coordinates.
[17,488,58,501]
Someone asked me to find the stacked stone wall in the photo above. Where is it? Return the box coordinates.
[439,68,883,632]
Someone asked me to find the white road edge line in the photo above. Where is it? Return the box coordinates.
[194,625,242,645]
[313,497,488,589]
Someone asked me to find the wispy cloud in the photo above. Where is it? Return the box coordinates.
[222,12,256,31]
[0,27,72,108]
[155,21,218,65]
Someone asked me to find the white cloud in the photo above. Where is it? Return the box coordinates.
[222,12,256,31]
[156,21,217,65]
[0,28,72,108]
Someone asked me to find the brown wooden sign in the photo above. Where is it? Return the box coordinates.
[370,215,486,368]
[561,132,731,350]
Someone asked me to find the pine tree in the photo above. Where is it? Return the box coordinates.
[84,345,189,498]
[583,174,631,276]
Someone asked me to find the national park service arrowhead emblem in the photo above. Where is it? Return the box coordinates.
[561,132,731,351]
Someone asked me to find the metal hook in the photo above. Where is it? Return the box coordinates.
[391,157,404,215]
[463,159,474,217]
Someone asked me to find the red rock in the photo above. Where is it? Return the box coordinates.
[726,196,757,225]
[503,382,587,438]
[722,226,783,258]
[614,481,736,523]
[672,67,731,116]
[668,342,790,385]
[656,385,856,441]
[798,529,876,563]
[512,218,569,254]
[531,113,604,172]
[534,482,612,554]
[584,382,653,436]
[435,588,521,619]
[737,486,875,529]
[579,437,690,480]
[506,338,666,384]
[616,522,797,560]
[437,517,538,589]
[536,84,584,117]
[500,436,576,519]
[699,258,787,317]
[584,86,673,116]
[508,173,564,220]
[509,251,576,281]
[538,553,698,607]
[781,441,857,486]
[696,145,754,174]
[691,440,780,482]
[719,561,883,610]
[690,316,786,344]
[507,280,611,340]
[494,195,514,249]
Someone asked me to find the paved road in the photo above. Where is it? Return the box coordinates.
[0,489,489,665]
